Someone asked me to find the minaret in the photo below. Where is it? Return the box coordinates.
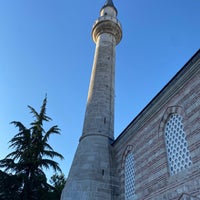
[61,0,122,199]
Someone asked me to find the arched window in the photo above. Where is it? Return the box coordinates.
[164,113,192,175]
[125,152,135,200]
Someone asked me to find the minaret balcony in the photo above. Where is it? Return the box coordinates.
[92,16,122,44]
[93,16,122,31]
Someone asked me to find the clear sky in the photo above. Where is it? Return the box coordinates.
[0,0,200,179]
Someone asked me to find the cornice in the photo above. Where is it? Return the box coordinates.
[113,49,200,147]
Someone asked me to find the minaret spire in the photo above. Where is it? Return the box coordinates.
[101,0,118,14]
[105,0,114,6]
[61,1,122,199]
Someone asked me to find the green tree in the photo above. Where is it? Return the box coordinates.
[49,173,66,199]
[0,170,21,200]
[0,96,64,200]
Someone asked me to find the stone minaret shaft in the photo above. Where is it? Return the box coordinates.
[82,1,121,141]
[61,1,122,199]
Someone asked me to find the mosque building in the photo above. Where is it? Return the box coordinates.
[61,1,200,199]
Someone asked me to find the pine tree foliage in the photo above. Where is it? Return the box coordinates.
[0,96,64,200]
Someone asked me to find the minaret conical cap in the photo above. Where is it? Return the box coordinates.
[101,0,118,14]
[105,0,115,6]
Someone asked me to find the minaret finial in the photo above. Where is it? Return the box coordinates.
[105,0,114,6]
[101,0,118,14]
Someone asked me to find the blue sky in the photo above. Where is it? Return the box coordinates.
[0,0,200,179]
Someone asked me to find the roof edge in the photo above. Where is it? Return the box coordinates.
[113,49,200,146]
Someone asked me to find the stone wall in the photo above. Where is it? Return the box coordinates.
[113,50,200,200]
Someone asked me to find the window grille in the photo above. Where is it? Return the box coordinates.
[164,114,192,175]
[125,152,135,200]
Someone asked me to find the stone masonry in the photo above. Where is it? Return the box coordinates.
[61,0,200,199]
[61,1,122,199]
[113,50,200,199]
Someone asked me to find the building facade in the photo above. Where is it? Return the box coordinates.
[61,1,200,199]
[114,49,200,200]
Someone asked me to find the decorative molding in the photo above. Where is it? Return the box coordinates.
[178,193,200,200]
[121,145,133,169]
[158,105,185,137]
